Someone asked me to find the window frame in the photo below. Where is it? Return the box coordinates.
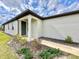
[8,24,9,30]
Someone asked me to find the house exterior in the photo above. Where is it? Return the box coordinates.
[2,9,79,43]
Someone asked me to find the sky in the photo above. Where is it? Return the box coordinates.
[0,0,79,25]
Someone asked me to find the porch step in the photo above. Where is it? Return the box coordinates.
[40,39,79,56]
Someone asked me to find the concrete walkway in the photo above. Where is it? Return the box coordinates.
[41,39,79,56]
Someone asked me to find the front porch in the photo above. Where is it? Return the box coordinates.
[18,15,42,41]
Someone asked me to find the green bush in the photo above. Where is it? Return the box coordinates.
[39,48,62,59]
[65,36,73,44]
[18,48,33,59]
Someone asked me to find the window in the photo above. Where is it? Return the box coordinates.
[12,23,14,30]
[8,24,9,30]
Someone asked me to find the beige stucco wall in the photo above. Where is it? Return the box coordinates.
[42,14,79,43]
[5,20,18,35]
[31,19,43,38]
[32,20,38,38]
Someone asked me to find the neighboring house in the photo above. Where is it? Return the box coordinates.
[2,9,79,43]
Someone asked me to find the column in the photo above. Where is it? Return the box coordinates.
[19,20,21,36]
[28,15,32,41]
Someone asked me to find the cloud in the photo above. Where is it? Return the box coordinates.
[0,0,21,24]
[0,0,79,24]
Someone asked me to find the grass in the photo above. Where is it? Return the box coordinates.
[0,31,11,44]
[0,31,18,59]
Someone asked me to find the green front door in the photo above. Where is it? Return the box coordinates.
[21,21,26,35]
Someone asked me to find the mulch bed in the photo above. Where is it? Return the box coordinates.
[8,39,71,59]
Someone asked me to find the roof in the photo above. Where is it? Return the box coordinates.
[2,9,79,25]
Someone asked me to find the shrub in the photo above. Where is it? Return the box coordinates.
[14,34,28,45]
[39,48,62,59]
[30,39,41,50]
[65,36,73,44]
[18,48,33,59]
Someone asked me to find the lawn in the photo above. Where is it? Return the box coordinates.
[0,31,18,59]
